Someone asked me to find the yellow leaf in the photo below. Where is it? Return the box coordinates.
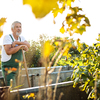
[0,31,3,38]
[66,18,73,24]
[0,18,6,26]
[78,17,82,21]
[60,26,65,34]
[53,19,56,24]
[55,41,59,46]
[75,57,79,60]
[59,8,64,14]
[23,0,58,18]
[30,93,35,97]
[23,94,29,99]
[53,10,58,18]
[63,45,71,56]
[43,41,54,58]
[66,0,72,7]
[98,34,100,37]
[8,70,12,74]
[76,38,80,45]
[67,28,73,36]
[96,43,100,47]
[67,53,71,58]
[28,95,31,99]
[73,82,76,88]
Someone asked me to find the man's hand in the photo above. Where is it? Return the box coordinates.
[20,45,28,52]
[12,41,18,47]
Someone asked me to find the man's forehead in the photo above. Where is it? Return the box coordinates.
[15,23,21,26]
[14,23,21,28]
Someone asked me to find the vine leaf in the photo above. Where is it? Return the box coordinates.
[23,0,58,18]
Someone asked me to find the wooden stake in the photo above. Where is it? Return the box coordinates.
[22,49,31,87]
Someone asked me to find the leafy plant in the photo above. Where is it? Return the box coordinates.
[71,34,100,100]
[25,40,41,67]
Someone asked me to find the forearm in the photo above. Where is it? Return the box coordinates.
[6,45,22,55]
[14,41,30,48]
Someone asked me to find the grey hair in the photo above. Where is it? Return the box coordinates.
[11,21,21,29]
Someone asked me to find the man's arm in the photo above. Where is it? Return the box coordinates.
[12,40,30,48]
[4,44,28,55]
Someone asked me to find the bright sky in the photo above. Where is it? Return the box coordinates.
[0,0,100,46]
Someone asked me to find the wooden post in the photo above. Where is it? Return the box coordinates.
[22,50,31,87]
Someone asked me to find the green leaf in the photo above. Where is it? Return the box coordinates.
[81,74,87,81]
[70,7,82,14]
[79,66,84,71]
[70,60,74,63]
[78,25,86,35]
[83,70,89,76]
[85,86,89,94]
[88,89,94,99]
[74,68,79,74]
[84,17,91,26]
[86,64,91,69]
[89,79,94,87]
[79,84,84,90]
[74,77,79,83]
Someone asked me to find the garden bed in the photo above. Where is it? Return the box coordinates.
[9,81,88,100]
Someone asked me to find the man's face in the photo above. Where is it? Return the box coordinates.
[12,23,22,36]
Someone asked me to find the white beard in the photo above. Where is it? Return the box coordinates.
[16,32,21,36]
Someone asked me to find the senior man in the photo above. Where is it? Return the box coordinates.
[1,21,30,87]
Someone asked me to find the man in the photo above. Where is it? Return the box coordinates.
[1,21,30,87]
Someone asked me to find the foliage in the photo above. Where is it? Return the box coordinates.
[64,7,90,36]
[68,46,80,56]
[0,18,6,38]
[25,40,41,67]
[23,0,75,18]
[25,34,73,68]
[23,0,90,36]
[71,34,100,100]
[25,34,54,67]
